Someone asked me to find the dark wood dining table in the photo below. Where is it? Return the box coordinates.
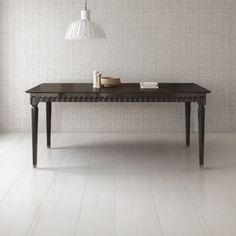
[26,83,211,168]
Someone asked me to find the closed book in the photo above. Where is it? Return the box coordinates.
[140,82,159,89]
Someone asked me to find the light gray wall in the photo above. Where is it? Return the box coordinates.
[0,0,235,133]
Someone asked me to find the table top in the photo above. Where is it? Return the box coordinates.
[26,83,211,94]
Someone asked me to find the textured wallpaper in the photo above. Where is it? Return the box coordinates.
[0,0,235,133]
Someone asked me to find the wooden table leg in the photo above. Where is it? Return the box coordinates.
[32,105,38,168]
[46,102,52,148]
[185,102,191,147]
[198,103,205,167]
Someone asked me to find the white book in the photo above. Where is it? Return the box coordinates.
[140,82,159,89]
[140,86,159,89]
[140,82,158,86]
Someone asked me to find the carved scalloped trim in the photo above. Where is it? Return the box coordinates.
[32,95,204,103]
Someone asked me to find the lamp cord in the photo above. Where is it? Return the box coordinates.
[85,0,87,10]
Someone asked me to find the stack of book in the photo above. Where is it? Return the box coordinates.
[140,82,159,89]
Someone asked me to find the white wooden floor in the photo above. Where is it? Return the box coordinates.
[0,133,236,236]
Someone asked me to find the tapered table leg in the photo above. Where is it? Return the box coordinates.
[185,102,191,147]
[32,105,38,168]
[46,102,52,148]
[198,103,205,167]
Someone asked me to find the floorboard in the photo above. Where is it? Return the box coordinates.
[0,133,236,236]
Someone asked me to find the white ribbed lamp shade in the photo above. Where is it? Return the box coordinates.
[65,10,105,40]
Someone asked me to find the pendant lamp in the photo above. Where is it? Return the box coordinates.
[65,0,105,40]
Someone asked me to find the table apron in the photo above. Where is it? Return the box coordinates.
[30,93,206,106]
